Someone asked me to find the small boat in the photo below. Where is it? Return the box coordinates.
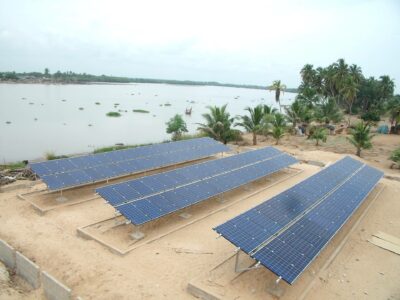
[185,107,192,115]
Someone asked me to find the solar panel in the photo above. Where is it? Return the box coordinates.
[96,146,282,206]
[113,150,298,225]
[214,157,383,284]
[30,137,229,190]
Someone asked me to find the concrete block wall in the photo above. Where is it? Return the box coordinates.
[42,271,71,300]
[0,239,16,269]
[0,238,74,299]
[16,251,41,289]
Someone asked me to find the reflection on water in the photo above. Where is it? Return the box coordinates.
[0,83,295,162]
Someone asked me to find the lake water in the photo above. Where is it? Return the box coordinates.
[0,83,296,163]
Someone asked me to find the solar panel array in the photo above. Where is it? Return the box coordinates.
[97,147,298,225]
[214,156,383,284]
[30,137,229,191]
[96,147,282,206]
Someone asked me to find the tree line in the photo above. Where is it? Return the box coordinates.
[0,69,298,92]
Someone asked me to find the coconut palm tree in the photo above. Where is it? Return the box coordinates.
[236,105,265,145]
[347,121,374,157]
[333,58,349,91]
[341,76,359,116]
[310,127,328,146]
[197,104,236,144]
[379,75,395,100]
[268,80,286,112]
[285,100,311,134]
[270,113,286,144]
[386,95,400,132]
[349,64,363,84]
[315,97,343,124]
[300,64,315,86]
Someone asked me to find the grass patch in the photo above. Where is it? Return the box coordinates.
[0,161,26,171]
[133,109,150,113]
[179,132,208,140]
[45,151,68,160]
[93,143,154,154]
[106,111,122,117]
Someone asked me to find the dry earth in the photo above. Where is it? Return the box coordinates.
[0,133,399,299]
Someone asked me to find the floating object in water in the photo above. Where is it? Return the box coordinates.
[185,107,192,115]
[95,102,101,105]
[5,121,11,124]
[88,124,93,127]
[79,107,84,110]
[29,102,34,105]
[62,99,66,102]
[21,97,26,100]
[34,118,38,121]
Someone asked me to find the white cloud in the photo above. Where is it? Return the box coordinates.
[0,0,399,90]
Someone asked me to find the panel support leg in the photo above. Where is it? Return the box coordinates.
[56,189,68,203]
[234,250,261,273]
[130,225,145,240]
[266,276,285,298]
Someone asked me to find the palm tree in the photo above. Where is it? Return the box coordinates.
[310,127,328,146]
[341,76,359,116]
[315,97,343,124]
[268,80,286,112]
[236,105,265,145]
[347,121,374,157]
[300,64,315,86]
[349,64,363,84]
[270,113,286,144]
[166,114,188,141]
[285,100,310,134]
[197,104,235,144]
[386,95,400,132]
[379,75,395,100]
[333,58,349,91]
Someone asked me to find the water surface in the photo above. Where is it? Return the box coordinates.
[0,83,295,162]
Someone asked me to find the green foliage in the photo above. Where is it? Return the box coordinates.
[310,127,328,146]
[197,104,237,144]
[270,113,287,145]
[315,97,343,124]
[45,152,68,160]
[166,114,188,141]
[179,132,208,140]
[361,111,381,122]
[347,121,374,157]
[268,80,287,112]
[0,161,26,171]
[106,111,121,117]
[389,148,400,163]
[93,143,153,154]
[386,95,400,127]
[236,105,265,145]
[132,109,150,113]
[0,70,298,91]
[285,100,313,133]
[297,59,395,119]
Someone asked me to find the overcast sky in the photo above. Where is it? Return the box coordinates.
[0,0,399,90]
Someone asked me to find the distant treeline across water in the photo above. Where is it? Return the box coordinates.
[0,70,298,92]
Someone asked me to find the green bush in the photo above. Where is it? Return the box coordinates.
[390,148,400,163]
[133,109,150,113]
[361,111,380,122]
[106,112,121,117]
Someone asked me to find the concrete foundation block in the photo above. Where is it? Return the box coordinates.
[42,271,71,300]
[16,251,40,289]
[0,239,16,270]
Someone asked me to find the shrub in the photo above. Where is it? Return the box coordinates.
[106,112,121,117]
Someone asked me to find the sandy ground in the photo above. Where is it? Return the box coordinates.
[0,137,399,299]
